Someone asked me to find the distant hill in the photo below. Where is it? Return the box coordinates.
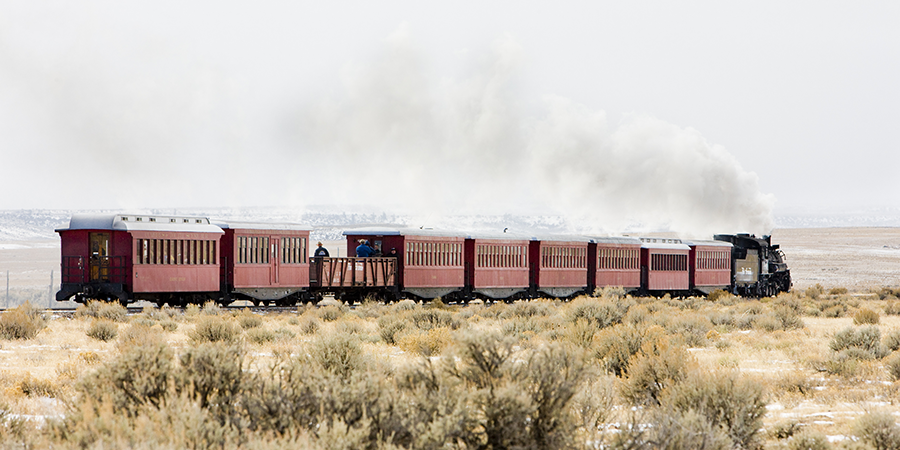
[2,206,899,243]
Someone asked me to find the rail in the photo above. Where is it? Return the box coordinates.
[310,257,397,288]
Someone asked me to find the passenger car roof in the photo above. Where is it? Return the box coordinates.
[57,214,224,234]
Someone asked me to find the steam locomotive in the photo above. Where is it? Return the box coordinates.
[55,214,790,306]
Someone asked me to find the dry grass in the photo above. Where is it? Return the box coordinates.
[3,291,900,448]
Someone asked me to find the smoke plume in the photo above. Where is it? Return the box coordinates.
[293,26,775,237]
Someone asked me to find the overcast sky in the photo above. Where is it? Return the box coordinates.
[0,2,897,232]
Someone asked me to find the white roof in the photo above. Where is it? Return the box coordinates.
[216,221,312,231]
[590,236,643,246]
[640,241,691,251]
[57,214,224,234]
[681,239,733,248]
[343,227,467,239]
[528,233,594,244]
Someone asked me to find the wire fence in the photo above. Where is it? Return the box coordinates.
[3,270,74,310]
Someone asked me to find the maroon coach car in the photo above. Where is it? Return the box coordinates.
[640,238,691,294]
[341,228,463,300]
[590,236,643,293]
[530,235,591,298]
[57,214,224,305]
[683,239,733,295]
[219,221,311,306]
[465,233,530,300]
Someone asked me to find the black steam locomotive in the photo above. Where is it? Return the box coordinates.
[714,234,792,297]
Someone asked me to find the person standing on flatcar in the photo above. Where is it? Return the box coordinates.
[372,242,383,257]
[356,239,374,257]
[387,247,399,258]
[314,242,329,258]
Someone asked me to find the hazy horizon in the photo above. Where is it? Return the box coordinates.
[2,2,897,236]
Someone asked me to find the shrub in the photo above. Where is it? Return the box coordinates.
[159,320,178,332]
[86,319,118,342]
[501,300,555,319]
[788,430,832,450]
[501,316,541,339]
[189,316,240,343]
[568,297,629,329]
[19,374,61,398]
[806,284,824,300]
[830,325,888,359]
[885,352,900,381]
[392,299,417,311]
[829,287,849,296]
[663,369,767,450]
[822,304,846,318]
[0,302,47,340]
[853,410,900,450]
[318,305,343,322]
[855,307,881,325]
[564,318,596,348]
[707,289,729,302]
[595,324,664,377]
[201,300,221,315]
[884,302,900,315]
[76,338,175,416]
[246,328,276,344]
[665,313,712,348]
[236,309,263,329]
[620,336,694,406]
[397,327,452,356]
[410,308,457,330]
[310,333,365,379]
[634,409,733,450]
[117,323,162,351]
[885,330,900,352]
[178,342,244,413]
[378,315,407,344]
[300,317,320,335]
[75,300,127,322]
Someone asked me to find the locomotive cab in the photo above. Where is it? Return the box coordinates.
[714,233,791,297]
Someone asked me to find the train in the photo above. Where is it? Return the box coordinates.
[54,213,791,306]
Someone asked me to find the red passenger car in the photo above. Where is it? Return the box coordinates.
[465,233,530,300]
[640,238,691,294]
[590,236,642,293]
[683,240,733,295]
[219,222,311,306]
[56,214,224,305]
[530,236,591,298]
[342,228,464,300]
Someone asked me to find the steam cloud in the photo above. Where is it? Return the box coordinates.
[295,26,775,237]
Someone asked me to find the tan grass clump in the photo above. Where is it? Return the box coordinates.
[854,307,880,325]
[85,319,118,342]
[235,308,263,329]
[189,315,240,343]
[0,302,47,340]
[74,300,127,322]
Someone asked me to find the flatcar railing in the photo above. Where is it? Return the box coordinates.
[310,257,396,288]
[61,256,127,284]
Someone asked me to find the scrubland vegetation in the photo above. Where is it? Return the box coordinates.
[2,287,900,448]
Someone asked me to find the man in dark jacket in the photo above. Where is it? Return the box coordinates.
[356,239,374,257]
[314,242,329,258]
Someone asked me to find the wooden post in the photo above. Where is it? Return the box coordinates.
[5,270,8,309]
[49,270,54,309]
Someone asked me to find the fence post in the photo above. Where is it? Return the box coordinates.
[5,270,8,309]
[49,270,54,309]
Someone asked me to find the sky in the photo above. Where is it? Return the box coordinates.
[0,1,897,235]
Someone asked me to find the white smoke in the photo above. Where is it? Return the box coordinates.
[293,26,775,237]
